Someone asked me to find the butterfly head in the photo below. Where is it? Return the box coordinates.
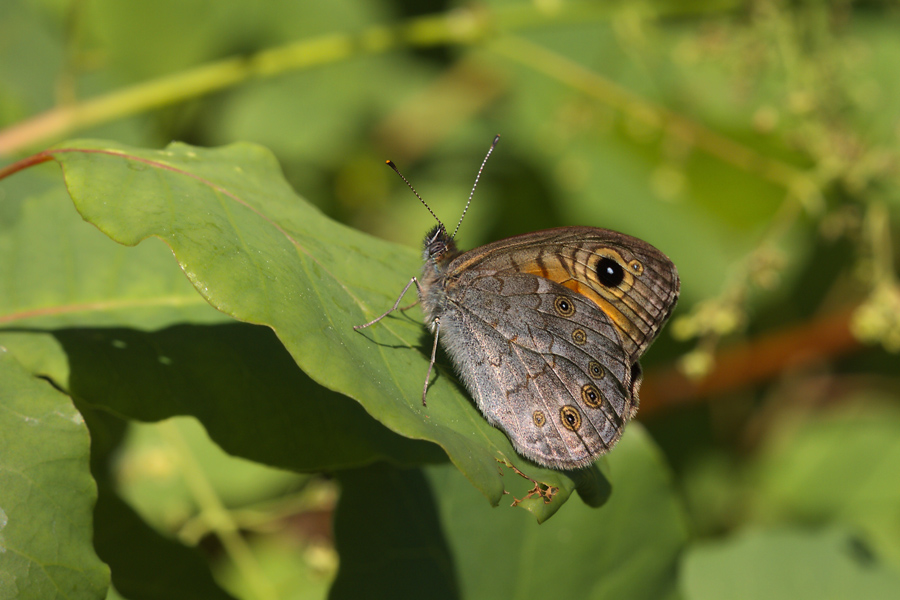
[424,224,457,264]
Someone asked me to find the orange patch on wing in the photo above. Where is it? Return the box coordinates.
[520,262,557,280]
[522,263,632,332]
[559,280,587,296]
[521,263,637,336]
[561,280,636,342]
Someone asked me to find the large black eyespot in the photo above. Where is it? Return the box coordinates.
[596,257,625,287]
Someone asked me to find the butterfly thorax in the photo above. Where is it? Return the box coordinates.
[419,225,462,330]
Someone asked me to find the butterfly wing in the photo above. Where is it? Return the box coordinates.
[432,227,678,469]
[446,226,680,361]
[436,271,635,468]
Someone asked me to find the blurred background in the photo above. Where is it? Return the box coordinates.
[2,0,899,598]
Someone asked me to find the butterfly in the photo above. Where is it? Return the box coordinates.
[357,136,679,470]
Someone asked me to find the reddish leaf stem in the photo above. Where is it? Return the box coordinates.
[640,305,861,416]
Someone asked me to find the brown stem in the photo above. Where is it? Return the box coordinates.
[640,305,861,416]
[0,151,55,180]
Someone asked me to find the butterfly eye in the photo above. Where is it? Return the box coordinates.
[596,257,625,287]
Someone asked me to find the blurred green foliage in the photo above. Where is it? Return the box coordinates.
[1,0,899,599]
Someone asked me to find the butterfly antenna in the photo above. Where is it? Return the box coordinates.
[452,134,500,239]
[386,159,445,231]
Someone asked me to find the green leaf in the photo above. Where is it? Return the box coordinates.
[54,323,446,472]
[44,139,599,518]
[428,425,688,600]
[748,402,900,569]
[681,528,900,600]
[81,400,238,600]
[94,485,237,600]
[330,464,458,600]
[0,178,443,471]
[0,172,227,330]
[0,347,110,600]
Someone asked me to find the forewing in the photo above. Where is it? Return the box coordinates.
[448,227,680,360]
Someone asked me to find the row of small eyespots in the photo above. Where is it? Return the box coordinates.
[538,252,644,432]
[531,355,606,432]
[554,295,587,346]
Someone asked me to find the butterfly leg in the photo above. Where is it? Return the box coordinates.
[353,277,422,329]
[421,319,441,406]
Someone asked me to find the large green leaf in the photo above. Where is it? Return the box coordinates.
[0,347,109,600]
[747,401,900,569]
[328,423,689,600]
[0,178,441,471]
[82,408,238,600]
[428,425,689,600]
[681,527,900,600]
[0,176,226,330]
[39,139,610,519]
